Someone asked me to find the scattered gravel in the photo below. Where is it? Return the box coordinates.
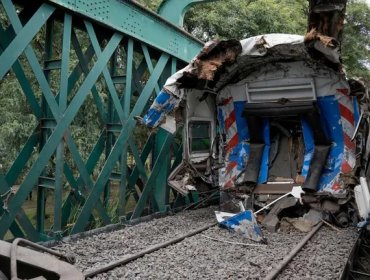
[53,207,359,279]
[277,226,358,280]
[90,225,308,279]
[53,207,216,272]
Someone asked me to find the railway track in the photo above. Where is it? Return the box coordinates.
[52,207,358,279]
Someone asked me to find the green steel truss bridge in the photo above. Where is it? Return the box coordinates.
[0,0,213,241]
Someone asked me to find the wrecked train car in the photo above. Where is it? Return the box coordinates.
[141,5,370,227]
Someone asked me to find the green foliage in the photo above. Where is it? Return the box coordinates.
[184,0,308,41]
[0,72,37,170]
[0,11,107,175]
[135,0,162,11]
[342,0,370,81]
[183,0,369,82]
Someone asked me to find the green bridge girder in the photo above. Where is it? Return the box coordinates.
[158,0,218,26]
[0,0,206,241]
[47,0,204,62]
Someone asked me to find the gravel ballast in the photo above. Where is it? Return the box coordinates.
[277,226,358,280]
[91,226,308,280]
[53,207,358,279]
[53,207,216,272]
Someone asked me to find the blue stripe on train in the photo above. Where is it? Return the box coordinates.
[223,101,270,181]
[230,96,346,190]
[143,91,174,127]
[315,95,344,191]
[301,95,344,191]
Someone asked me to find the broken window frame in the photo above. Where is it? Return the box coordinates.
[188,121,212,154]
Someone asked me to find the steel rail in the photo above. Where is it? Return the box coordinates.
[83,221,325,279]
[83,222,218,278]
[264,221,324,280]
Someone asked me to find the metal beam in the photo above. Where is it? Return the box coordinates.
[45,0,203,62]
[0,0,198,241]
[131,130,173,219]
[70,53,170,234]
[157,0,218,27]
[0,32,123,238]
[0,2,55,79]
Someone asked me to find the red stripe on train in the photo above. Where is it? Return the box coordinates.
[341,160,353,174]
[221,97,233,105]
[225,111,236,130]
[226,134,239,153]
[339,103,354,125]
[336,88,349,96]
[224,175,237,189]
[343,133,356,151]
[226,161,237,174]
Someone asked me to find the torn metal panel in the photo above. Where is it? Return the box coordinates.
[168,159,214,196]
[218,210,264,242]
[143,89,183,128]
[240,34,304,56]
[349,80,370,179]
[166,89,218,195]
[159,115,176,134]
[168,165,195,196]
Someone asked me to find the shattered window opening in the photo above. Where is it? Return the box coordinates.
[189,121,211,153]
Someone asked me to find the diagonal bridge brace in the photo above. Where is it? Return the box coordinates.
[0,4,122,234]
[71,53,170,234]
[130,131,173,220]
[1,0,60,118]
[0,29,123,238]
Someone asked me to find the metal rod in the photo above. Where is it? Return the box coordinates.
[350,270,370,277]
[254,192,291,215]
[200,234,265,247]
[320,218,341,232]
[263,222,323,280]
[83,222,218,278]
[351,111,363,141]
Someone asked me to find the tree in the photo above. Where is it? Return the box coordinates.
[0,72,37,171]
[136,0,162,11]
[342,0,370,81]
[184,0,308,41]
[183,0,369,82]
